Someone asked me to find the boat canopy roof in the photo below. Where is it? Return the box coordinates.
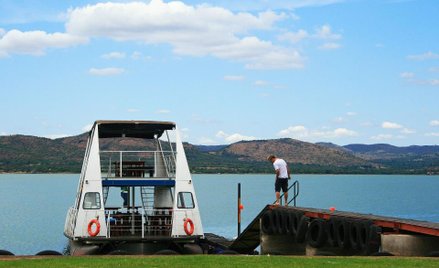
[95,120,176,139]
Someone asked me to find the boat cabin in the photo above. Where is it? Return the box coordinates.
[64,121,203,253]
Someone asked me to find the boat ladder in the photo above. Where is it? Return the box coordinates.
[140,186,155,213]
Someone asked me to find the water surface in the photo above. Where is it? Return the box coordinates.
[1,174,438,255]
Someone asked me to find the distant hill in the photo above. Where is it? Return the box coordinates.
[0,134,438,174]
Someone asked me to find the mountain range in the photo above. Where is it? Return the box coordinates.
[0,133,438,174]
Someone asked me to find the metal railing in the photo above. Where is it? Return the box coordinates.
[100,151,176,178]
[105,208,173,238]
[272,180,300,206]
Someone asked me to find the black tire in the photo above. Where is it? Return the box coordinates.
[272,209,282,234]
[219,249,239,255]
[155,249,180,255]
[366,225,381,255]
[349,220,361,250]
[0,249,14,256]
[371,251,394,256]
[327,217,339,247]
[295,215,310,243]
[261,210,275,235]
[315,251,336,256]
[182,244,203,255]
[336,218,351,249]
[290,211,303,238]
[35,250,63,256]
[281,210,290,235]
[286,211,296,237]
[426,251,439,257]
[307,219,328,248]
[107,250,131,255]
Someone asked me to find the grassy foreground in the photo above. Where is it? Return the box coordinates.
[1,255,439,268]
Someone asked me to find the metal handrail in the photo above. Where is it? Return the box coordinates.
[272,180,299,206]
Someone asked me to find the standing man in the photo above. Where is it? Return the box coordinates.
[268,155,291,205]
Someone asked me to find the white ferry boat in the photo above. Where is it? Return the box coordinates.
[64,120,204,255]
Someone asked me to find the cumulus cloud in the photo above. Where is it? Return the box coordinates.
[216,130,256,143]
[0,29,87,57]
[314,24,341,40]
[65,1,304,69]
[279,24,342,51]
[430,120,439,126]
[101,51,126,59]
[278,125,357,140]
[278,29,309,43]
[407,51,439,61]
[89,67,125,76]
[382,121,403,129]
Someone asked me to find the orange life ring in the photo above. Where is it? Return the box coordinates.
[87,219,100,237]
[183,218,195,236]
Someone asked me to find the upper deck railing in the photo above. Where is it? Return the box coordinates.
[100,150,176,179]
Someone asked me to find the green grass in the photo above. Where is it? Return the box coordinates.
[1,255,439,268]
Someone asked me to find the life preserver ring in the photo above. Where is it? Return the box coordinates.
[87,219,100,237]
[184,218,195,236]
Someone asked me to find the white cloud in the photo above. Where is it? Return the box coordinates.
[101,51,126,59]
[65,1,304,69]
[346,112,357,116]
[314,24,341,40]
[370,134,393,141]
[156,109,171,114]
[224,75,245,81]
[425,132,439,137]
[278,29,309,43]
[382,121,403,129]
[0,29,87,57]
[211,0,345,11]
[278,24,342,49]
[400,72,415,79]
[430,120,439,126]
[89,67,125,76]
[429,67,439,73]
[407,51,439,61]
[401,128,415,134]
[319,42,341,50]
[216,130,256,143]
[254,80,269,87]
[278,125,357,140]
[333,117,345,123]
[127,108,140,113]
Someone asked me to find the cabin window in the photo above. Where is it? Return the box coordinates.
[83,192,101,209]
[177,192,195,209]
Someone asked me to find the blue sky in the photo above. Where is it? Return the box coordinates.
[0,0,438,146]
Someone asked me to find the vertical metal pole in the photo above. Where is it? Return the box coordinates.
[131,186,135,234]
[238,183,241,237]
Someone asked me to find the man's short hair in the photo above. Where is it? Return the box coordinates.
[267,155,276,161]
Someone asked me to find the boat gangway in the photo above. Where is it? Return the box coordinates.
[228,181,439,256]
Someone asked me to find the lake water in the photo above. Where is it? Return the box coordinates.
[1,174,439,255]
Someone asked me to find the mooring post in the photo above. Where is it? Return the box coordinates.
[238,183,241,237]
